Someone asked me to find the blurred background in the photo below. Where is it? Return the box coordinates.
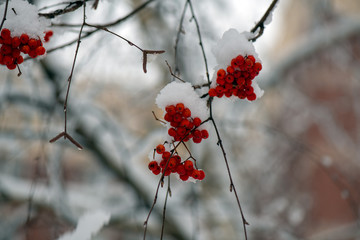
[0,0,360,239]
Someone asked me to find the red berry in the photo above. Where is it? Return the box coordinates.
[7,63,16,70]
[162,151,171,160]
[247,93,257,101]
[184,160,193,171]
[180,174,189,181]
[12,48,20,58]
[208,88,217,97]
[235,55,245,66]
[227,66,235,74]
[28,49,37,58]
[16,56,23,64]
[173,113,182,122]
[236,77,245,86]
[245,86,254,95]
[152,166,161,175]
[148,161,159,171]
[193,117,201,127]
[165,105,176,115]
[3,55,12,65]
[156,144,165,154]
[254,62,262,72]
[198,170,205,180]
[20,34,29,44]
[216,77,225,85]
[182,108,191,118]
[28,39,38,49]
[11,37,21,48]
[1,28,11,39]
[245,58,253,68]
[168,157,177,169]
[231,58,238,68]
[20,45,30,54]
[164,113,173,122]
[215,86,224,94]
[176,103,185,113]
[192,169,201,179]
[168,128,177,137]
[225,74,234,83]
[1,45,12,55]
[247,55,256,63]
[201,129,209,139]
[193,137,202,143]
[176,164,186,175]
[176,127,187,136]
[180,119,191,128]
[45,30,53,37]
[217,69,226,78]
[36,46,46,56]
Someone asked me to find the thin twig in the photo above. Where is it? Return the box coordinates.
[49,0,86,149]
[160,177,171,240]
[174,0,189,75]
[187,0,211,85]
[0,0,10,31]
[208,98,249,239]
[250,0,279,42]
[165,60,185,82]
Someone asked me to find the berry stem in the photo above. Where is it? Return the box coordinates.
[160,177,171,240]
[0,0,9,32]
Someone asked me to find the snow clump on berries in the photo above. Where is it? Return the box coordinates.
[0,0,49,38]
[156,81,209,127]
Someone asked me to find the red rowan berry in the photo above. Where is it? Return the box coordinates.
[231,58,237,68]
[163,168,171,176]
[193,137,202,143]
[176,103,185,113]
[28,38,38,49]
[193,130,202,138]
[201,129,209,139]
[198,170,205,180]
[227,66,235,74]
[247,55,256,63]
[152,166,161,175]
[225,74,234,83]
[234,70,241,79]
[235,55,245,66]
[215,86,224,94]
[3,55,12,65]
[16,56,23,64]
[11,37,21,48]
[217,69,226,79]
[20,45,30,54]
[180,174,189,181]
[168,128,177,137]
[184,160,193,171]
[156,144,165,154]
[173,155,181,164]
[236,77,245,86]
[176,164,186,175]
[3,37,11,45]
[193,117,201,127]
[35,46,46,55]
[180,119,190,128]
[162,151,171,160]
[168,157,177,169]
[224,83,232,90]
[1,28,11,39]
[216,77,225,85]
[28,50,37,58]
[225,90,232,98]
[159,159,166,169]
[165,105,176,115]
[238,90,246,99]
[170,121,179,128]
[173,113,182,122]
[247,93,257,101]
[12,48,20,58]
[148,161,159,171]
[192,169,201,179]
[254,62,262,72]
[182,108,191,118]
[177,127,187,136]
[245,58,253,68]
[20,34,29,44]
[7,63,16,70]
[245,86,254,95]
[164,113,173,122]
[1,45,12,55]
[208,88,217,97]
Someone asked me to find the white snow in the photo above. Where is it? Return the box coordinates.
[57,210,111,240]
[212,29,260,68]
[155,81,209,123]
[0,0,49,38]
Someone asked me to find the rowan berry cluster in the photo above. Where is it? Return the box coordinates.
[208,54,262,101]
[0,28,53,70]
[164,103,209,144]
[148,144,205,181]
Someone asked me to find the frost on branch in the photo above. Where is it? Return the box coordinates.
[156,81,209,133]
[209,29,264,101]
[0,0,49,38]
[57,210,111,240]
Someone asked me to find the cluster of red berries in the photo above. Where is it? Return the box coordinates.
[148,144,205,181]
[164,103,209,143]
[208,54,262,101]
[0,28,53,70]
